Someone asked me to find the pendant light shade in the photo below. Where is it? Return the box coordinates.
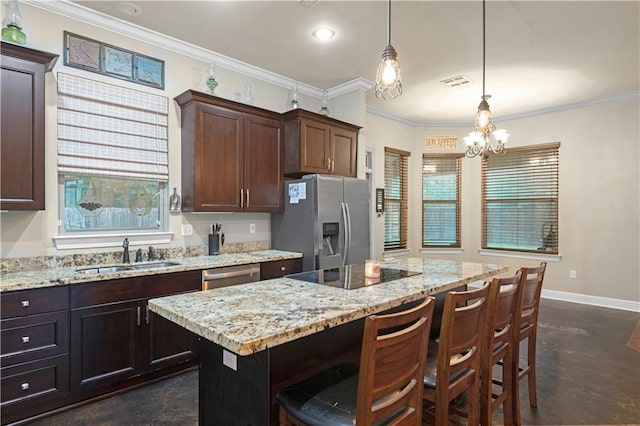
[465,0,508,157]
[375,0,402,99]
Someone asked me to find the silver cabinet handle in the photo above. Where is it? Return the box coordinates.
[240,189,244,208]
[326,157,331,170]
[21,300,29,307]
[136,306,141,326]
[21,383,29,391]
[145,305,150,324]
[331,159,335,172]
[246,189,250,208]
[22,336,30,343]
[280,266,286,272]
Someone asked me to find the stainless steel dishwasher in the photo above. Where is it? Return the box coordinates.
[201,263,261,290]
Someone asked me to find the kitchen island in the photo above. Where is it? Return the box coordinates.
[148,258,507,425]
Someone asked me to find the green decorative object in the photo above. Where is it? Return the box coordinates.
[206,63,218,95]
[2,0,26,45]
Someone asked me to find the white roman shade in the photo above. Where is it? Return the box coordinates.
[57,73,169,181]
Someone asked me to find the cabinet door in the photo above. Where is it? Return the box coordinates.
[196,103,244,211]
[299,118,331,174]
[0,55,45,210]
[260,258,303,280]
[70,301,142,394]
[144,305,200,372]
[244,114,282,212]
[331,127,358,177]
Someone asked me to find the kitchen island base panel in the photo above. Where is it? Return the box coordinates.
[198,302,427,425]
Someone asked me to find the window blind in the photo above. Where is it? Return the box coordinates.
[482,143,560,254]
[384,147,410,250]
[57,73,169,181]
[422,154,462,248]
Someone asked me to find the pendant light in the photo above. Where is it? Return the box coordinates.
[374,0,402,99]
[464,0,509,158]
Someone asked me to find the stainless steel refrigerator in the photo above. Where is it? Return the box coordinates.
[271,174,370,272]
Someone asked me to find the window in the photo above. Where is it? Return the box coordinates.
[482,143,560,254]
[422,154,462,248]
[56,73,169,242]
[384,147,410,250]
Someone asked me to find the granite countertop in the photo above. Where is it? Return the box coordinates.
[148,258,508,356]
[0,250,302,293]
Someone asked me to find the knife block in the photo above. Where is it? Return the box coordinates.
[208,234,220,255]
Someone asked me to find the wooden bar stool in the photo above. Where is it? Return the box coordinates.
[480,273,522,426]
[276,297,435,425]
[512,262,547,425]
[422,283,490,426]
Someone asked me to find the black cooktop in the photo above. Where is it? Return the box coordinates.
[286,264,422,290]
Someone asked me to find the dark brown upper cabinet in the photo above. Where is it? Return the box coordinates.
[282,109,361,178]
[175,90,283,212]
[0,42,58,210]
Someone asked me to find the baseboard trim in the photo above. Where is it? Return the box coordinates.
[541,289,640,313]
[467,281,639,312]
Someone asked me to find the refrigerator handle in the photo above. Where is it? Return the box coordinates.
[341,202,352,266]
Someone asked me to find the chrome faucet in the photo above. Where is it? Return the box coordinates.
[122,238,130,264]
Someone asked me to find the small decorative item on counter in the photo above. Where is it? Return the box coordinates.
[243,84,255,105]
[169,187,181,212]
[319,90,330,116]
[365,259,380,278]
[2,0,26,45]
[206,63,218,95]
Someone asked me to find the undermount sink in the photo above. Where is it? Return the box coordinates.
[76,261,181,275]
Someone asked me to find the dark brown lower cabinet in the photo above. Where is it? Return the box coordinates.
[0,286,70,425]
[70,271,201,400]
[70,300,142,394]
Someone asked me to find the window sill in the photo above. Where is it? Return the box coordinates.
[53,231,174,250]
[383,249,410,259]
[420,248,464,255]
[478,249,561,262]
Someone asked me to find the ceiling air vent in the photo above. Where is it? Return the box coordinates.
[440,75,471,87]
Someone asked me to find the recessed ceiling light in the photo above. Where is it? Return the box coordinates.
[117,2,142,16]
[312,27,335,41]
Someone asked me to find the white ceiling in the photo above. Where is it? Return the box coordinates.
[70,0,639,125]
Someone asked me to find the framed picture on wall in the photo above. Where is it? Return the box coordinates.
[63,31,165,90]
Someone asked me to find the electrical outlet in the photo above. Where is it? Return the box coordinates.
[570,270,577,279]
[249,223,256,234]
[181,224,193,236]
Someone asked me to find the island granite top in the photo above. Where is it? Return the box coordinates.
[148,258,508,356]
[0,250,302,292]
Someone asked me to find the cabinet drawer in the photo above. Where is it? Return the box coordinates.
[0,354,69,406]
[1,286,68,319]
[261,258,303,280]
[1,311,69,366]
[142,270,202,299]
[71,277,144,308]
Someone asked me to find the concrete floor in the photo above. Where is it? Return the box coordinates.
[27,298,640,425]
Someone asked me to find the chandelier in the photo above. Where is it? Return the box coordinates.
[374,0,402,99]
[464,0,509,158]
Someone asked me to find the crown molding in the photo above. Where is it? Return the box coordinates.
[24,0,325,98]
[370,91,640,128]
[327,78,374,98]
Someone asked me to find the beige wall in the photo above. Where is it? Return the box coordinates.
[366,98,640,303]
[0,3,361,258]
[2,4,638,307]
